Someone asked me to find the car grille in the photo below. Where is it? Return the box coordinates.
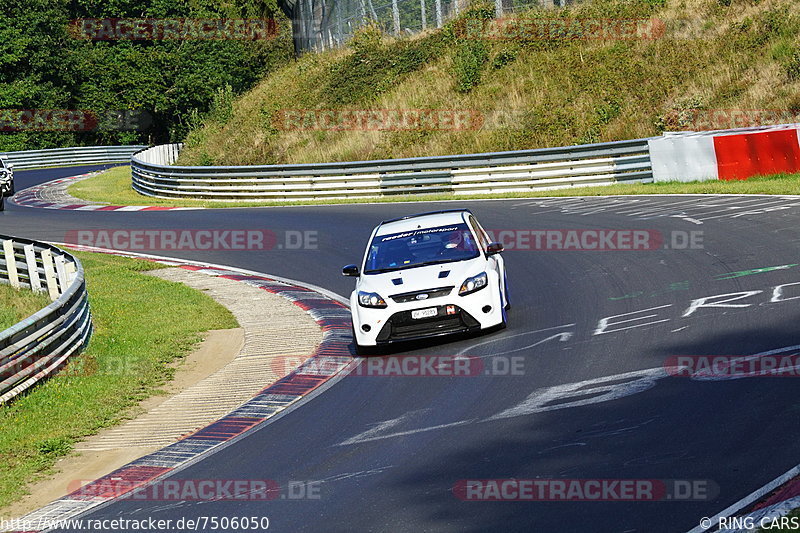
[391,316,463,339]
[376,305,481,342]
[389,286,454,303]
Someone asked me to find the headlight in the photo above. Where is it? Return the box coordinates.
[358,291,387,308]
[459,272,488,296]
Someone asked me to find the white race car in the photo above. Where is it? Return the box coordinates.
[343,209,509,354]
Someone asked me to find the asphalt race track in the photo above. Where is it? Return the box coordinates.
[4,166,800,532]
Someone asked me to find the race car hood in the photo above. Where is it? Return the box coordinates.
[357,258,485,297]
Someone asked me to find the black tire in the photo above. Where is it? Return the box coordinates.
[0,194,5,212]
[498,285,508,329]
[503,273,511,310]
[351,325,370,356]
[354,343,369,356]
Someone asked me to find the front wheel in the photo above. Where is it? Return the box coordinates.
[0,194,5,212]
[354,342,369,356]
[498,285,508,329]
[503,273,511,310]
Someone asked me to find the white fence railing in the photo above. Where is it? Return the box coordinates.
[0,236,92,404]
[131,139,654,201]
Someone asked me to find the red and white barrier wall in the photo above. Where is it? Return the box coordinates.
[649,125,800,182]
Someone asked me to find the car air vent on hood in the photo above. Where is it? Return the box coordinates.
[438,271,450,278]
[392,278,403,285]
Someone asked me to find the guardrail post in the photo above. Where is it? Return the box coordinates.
[54,255,68,292]
[23,244,42,292]
[65,261,77,285]
[2,239,20,289]
[41,249,59,300]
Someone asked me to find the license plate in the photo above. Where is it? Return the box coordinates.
[411,307,438,320]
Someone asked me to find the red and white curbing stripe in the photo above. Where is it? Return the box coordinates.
[722,474,800,532]
[688,466,800,532]
[11,172,199,212]
[650,125,800,183]
[5,247,355,532]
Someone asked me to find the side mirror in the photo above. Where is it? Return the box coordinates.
[486,242,504,255]
[342,264,360,277]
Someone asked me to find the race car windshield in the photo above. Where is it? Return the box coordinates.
[364,223,480,274]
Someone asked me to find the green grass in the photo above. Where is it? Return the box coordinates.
[68,165,800,209]
[0,285,52,332]
[0,252,238,510]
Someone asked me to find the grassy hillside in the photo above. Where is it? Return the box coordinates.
[179,0,800,166]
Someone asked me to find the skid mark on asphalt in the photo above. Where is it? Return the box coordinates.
[516,196,800,223]
[316,466,396,484]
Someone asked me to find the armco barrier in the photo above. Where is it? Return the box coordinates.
[0,236,92,404]
[0,145,145,170]
[130,139,654,201]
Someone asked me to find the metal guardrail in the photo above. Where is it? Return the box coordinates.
[131,138,654,201]
[0,145,146,170]
[0,236,92,404]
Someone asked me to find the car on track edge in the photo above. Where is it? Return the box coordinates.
[342,209,509,354]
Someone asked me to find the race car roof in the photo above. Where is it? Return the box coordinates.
[376,210,469,236]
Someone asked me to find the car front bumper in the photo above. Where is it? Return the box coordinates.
[374,304,482,344]
[350,283,505,347]
[0,176,13,197]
